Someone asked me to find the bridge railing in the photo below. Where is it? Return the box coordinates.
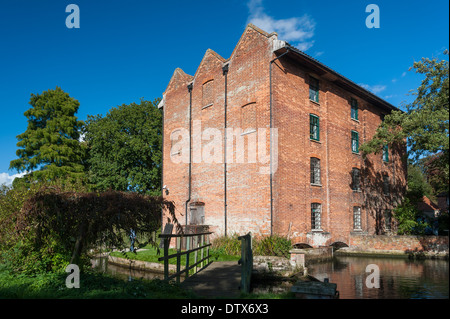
[238,232,253,293]
[158,231,213,283]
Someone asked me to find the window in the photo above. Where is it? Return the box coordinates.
[384,210,392,232]
[170,129,182,156]
[202,80,214,107]
[351,98,359,120]
[353,206,362,230]
[383,144,389,162]
[383,175,390,195]
[311,203,322,230]
[241,102,256,133]
[352,168,361,191]
[309,77,319,103]
[189,203,205,225]
[351,131,359,153]
[310,158,321,185]
[310,114,320,141]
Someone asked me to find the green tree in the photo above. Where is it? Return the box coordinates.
[361,51,449,189]
[9,87,86,182]
[85,99,162,195]
[362,51,449,234]
[407,163,434,203]
[393,164,433,235]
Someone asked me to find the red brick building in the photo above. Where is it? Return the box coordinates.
[159,24,407,247]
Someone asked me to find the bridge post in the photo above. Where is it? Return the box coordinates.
[238,232,253,293]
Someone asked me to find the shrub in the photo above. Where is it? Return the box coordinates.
[253,235,291,258]
[211,234,292,258]
[1,180,179,275]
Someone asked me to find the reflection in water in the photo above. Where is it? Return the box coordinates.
[309,256,449,299]
[91,255,448,299]
[91,256,166,282]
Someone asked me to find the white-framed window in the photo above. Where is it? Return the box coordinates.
[310,157,321,185]
[353,206,362,230]
[311,203,322,230]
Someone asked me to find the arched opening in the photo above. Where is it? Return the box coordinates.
[330,241,349,250]
[189,202,205,225]
[293,243,313,249]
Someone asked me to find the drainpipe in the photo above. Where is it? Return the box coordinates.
[222,63,229,237]
[185,83,193,227]
[269,47,290,237]
[161,97,165,229]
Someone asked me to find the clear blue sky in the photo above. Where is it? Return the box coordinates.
[0,0,448,184]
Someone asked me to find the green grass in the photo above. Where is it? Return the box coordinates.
[110,245,240,266]
[0,263,197,299]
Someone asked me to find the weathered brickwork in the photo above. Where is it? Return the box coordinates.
[160,24,407,247]
[349,234,449,253]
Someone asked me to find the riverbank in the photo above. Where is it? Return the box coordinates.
[0,263,197,299]
[335,247,449,259]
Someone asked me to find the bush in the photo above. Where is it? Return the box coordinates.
[211,234,292,258]
[211,234,241,256]
[253,235,292,258]
[394,197,432,235]
[0,179,178,275]
[0,180,90,274]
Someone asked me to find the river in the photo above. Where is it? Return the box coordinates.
[92,255,449,299]
[308,255,449,299]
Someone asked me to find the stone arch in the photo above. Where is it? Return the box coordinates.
[292,243,313,249]
[329,241,349,250]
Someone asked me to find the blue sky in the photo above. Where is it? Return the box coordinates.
[0,0,448,185]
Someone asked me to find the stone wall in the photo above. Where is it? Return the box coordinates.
[290,247,334,268]
[347,234,449,256]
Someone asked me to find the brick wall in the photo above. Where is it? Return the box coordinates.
[161,24,407,247]
[273,46,406,247]
[349,234,449,253]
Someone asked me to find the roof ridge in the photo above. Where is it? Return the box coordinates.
[246,23,278,38]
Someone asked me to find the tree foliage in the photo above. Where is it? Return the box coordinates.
[9,87,87,182]
[0,180,89,273]
[407,163,434,202]
[19,186,178,265]
[84,99,162,195]
[1,180,180,273]
[362,51,449,233]
[361,51,449,194]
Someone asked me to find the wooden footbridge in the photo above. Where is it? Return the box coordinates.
[158,231,252,298]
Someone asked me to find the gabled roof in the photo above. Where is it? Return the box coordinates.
[274,43,400,113]
[161,23,400,113]
[190,49,226,81]
[225,23,278,63]
[418,196,439,212]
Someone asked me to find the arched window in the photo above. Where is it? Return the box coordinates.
[311,203,322,230]
[352,168,361,191]
[353,206,362,230]
[310,157,321,185]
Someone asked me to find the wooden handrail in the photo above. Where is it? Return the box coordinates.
[157,243,211,261]
[158,232,212,283]
[159,232,213,238]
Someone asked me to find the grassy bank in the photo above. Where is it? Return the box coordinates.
[0,264,197,299]
[109,245,240,265]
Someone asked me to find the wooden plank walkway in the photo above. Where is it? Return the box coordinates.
[180,261,241,298]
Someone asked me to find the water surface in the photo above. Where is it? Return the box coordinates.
[309,256,449,299]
